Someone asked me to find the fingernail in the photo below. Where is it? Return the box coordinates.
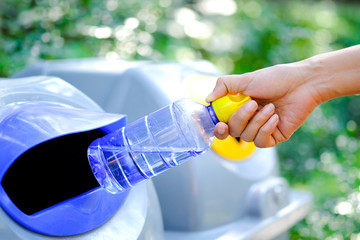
[269,114,279,125]
[245,100,257,111]
[263,103,275,114]
[217,125,225,135]
[205,93,214,103]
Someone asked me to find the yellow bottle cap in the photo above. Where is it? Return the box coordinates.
[212,94,251,123]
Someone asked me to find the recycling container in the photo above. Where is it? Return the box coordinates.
[14,59,312,240]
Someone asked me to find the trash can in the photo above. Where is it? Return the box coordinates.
[14,59,312,240]
[0,76,163,239]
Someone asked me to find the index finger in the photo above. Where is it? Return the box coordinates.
[205,74,252,103]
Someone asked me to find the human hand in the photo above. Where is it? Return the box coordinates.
[206,62,322,148]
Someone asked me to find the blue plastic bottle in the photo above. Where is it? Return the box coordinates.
[88,96,250,194]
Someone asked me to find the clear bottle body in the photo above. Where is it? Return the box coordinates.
[88,99,216,193]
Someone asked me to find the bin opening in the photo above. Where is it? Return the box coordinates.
[1,129,105,215]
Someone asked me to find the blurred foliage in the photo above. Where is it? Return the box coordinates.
[1,0,360,238]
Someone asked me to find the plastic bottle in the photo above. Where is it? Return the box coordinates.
[88,95,250,193]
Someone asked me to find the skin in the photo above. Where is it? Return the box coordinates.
[206,45,360,148]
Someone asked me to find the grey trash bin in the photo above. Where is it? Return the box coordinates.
[14,59,312,240]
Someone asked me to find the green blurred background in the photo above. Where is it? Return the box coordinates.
[1,0,360,238]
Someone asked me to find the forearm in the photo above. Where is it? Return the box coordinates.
[299,45,360,103]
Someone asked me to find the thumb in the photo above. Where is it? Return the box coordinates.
[206,74,252,103]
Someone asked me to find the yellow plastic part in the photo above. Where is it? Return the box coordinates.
[212,94,252,123]
[212,136,257,160]
[184,74,257,161]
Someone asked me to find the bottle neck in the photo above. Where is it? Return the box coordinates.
[207,104,219,125]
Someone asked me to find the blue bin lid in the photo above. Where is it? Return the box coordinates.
[0,102,129,237]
